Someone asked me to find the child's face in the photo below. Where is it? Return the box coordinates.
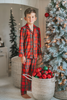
[24,12,37,25]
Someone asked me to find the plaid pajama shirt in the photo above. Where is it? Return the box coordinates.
[19,23,42,95]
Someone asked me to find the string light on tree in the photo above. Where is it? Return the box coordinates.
[21,18,23,20]
[53,39,56,43]
[19,28,20,30]
[47,40,51,43]
[46,36,49,39]
[61,73,64,77]
[66,59,67,61]
[56,4,59,8]
[18,5,23,32]
[59,8,60,10]
[63,1,67,4]
[18,23,20,25]
[11,7,12,10]
[20,7,22,11]
[45,44,48,46]
[64,24,66,27]
[47,45,50,48]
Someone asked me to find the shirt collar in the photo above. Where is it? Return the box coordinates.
[25,23,36,32]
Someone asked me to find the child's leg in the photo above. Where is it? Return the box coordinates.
[28,58,37,91]
[31,58,37,75]
[21,58,31,95]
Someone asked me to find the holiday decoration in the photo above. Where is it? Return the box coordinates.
[18,6,23,31]
[9,9,18,60]
[23,69,55,100]
[43,66,48,70]
[32,66,54,79]
[45,13,49,17]
[42,0,67,98]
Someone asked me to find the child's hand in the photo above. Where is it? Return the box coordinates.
[21,56,26,64]
[39,55,42,63]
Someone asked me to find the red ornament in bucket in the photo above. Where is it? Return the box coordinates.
[32,66,55,79]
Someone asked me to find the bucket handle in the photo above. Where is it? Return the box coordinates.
[23,74,32,81]
[23,74,56,82]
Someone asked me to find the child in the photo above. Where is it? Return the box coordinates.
[19,7,42,98]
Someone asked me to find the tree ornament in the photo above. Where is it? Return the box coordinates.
[33,66,54,79]
[42,70,45,74]
[42,74,47,79]
[45,13,49,17]
[43,66,48,71]
[52,73,54,77]
[32,71,36,76]
[36,67,42,73]
[39,77,42,79]
[48,69,52,73]
[37,72,41,77]
[47,74,51,78]
[45,71,48,75]
[35,76,39,78]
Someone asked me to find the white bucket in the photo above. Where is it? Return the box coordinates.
[23,74,55,100]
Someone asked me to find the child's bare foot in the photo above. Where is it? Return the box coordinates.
[22,94,31,99]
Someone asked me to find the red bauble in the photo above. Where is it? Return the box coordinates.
[38,67,42,71]
[39,77,42,79]
[45,13,49,17]
[45,71,48,75]
[47,74,51,78]
[33,66,54,79]
[41,70,45,74]
[32,72,36,76]
[48,69,52,73]
[51,73,55,78]
[42,74,47,79]
[37,72,41,77]
[36,67,42,73]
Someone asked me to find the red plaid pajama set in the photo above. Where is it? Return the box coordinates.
[19,23,42,95]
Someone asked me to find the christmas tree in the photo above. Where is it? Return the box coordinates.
[42,0,67,91]
[9,9,18,59]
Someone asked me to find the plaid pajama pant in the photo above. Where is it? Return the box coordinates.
[21,58,37,95]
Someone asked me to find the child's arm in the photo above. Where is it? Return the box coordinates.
[38,28,42,62]
[19,27,25,57]
[19,27,26,64]
[38,28,42,56]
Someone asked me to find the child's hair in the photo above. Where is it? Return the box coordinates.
[24,7,36,17]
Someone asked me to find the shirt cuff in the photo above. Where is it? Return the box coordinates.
[19,53,24,57]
